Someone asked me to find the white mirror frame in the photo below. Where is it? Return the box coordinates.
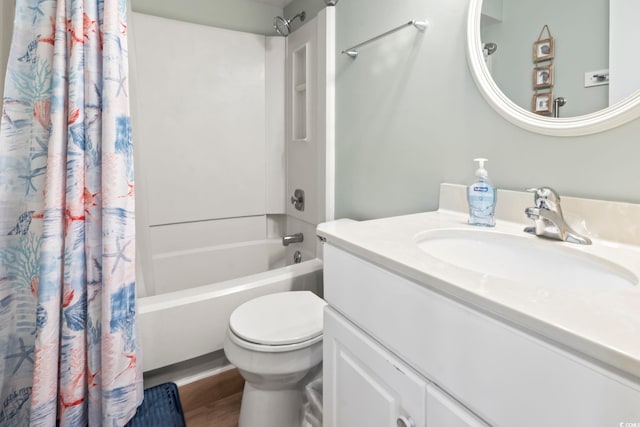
[467,0,640,136]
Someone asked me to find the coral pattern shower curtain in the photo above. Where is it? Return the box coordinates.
[0,0,142,425]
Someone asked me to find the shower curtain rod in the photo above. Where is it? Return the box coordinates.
[341,19,428,59]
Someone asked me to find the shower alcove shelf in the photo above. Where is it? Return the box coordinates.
[292,42,308,142]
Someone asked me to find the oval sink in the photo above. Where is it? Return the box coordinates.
[415,228,637,290]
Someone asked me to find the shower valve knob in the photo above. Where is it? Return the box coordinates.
[291,189,305,211]
[397,416,415,427]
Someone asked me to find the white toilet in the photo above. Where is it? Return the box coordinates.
[223,291,327,427]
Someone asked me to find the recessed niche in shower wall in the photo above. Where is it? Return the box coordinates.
[292,43,308,141]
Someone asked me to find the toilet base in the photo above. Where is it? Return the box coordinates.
[238,382,303,427]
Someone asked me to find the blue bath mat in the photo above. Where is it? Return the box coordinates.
[126,382,186,427]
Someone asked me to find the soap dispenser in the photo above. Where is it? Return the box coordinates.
[467,158,496,227]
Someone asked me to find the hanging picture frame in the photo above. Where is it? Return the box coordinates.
[533,39,554,62]
[533,25,554,62]
[533,64,553,89]
[532,92,553,115]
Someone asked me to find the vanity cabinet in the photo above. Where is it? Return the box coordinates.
[324,308,427,427]
[322,244,640,427]
[324,307,487,427]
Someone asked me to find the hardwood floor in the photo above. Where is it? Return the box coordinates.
[178,368,244,427]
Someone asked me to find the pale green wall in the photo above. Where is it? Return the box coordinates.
[482,0,608,117]
[131,0,282,35]
[284,0,326,33]
[334,0,640,220]
[0,1,15,104]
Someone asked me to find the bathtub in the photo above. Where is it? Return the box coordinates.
[137,238,323,372]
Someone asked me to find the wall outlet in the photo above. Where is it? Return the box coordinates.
[584,69,609,87]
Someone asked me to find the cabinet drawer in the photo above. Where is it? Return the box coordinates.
[324,244,640,426]
[324,307,427,427]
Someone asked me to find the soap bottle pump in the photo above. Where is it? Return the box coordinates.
[467,158,496,227]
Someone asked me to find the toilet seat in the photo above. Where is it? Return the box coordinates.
[229,291,326,351]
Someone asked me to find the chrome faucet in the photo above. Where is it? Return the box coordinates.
[282,232,304,246]
[524,187,591,245]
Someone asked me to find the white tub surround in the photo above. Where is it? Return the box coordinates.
[129,10,335,375]
[318,184,640,426]
[133,13,280,227]
[285,7,336,246]
[131,13,289,299]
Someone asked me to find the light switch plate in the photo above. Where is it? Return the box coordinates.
[584,69,609,87]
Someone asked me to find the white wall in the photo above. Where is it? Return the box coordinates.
[266,36,287,213]
[284,0,326,34]
[334,0,640,221]
[609,0,640,105]
[134,13,268,225]
[284,9,335,261]
[131,13,286,295]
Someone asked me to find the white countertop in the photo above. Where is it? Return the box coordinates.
[317,186,640,380]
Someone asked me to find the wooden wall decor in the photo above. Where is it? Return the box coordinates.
[532,25,555,115]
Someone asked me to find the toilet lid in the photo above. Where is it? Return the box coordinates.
[229,291,327,346]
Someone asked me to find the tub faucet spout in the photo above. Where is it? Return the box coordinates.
[282,232,304,246]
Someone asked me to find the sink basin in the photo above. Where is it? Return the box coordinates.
[415,228,637,290]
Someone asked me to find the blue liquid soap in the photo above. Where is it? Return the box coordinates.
[467,158,496,227]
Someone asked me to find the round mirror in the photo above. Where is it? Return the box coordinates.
[467,0,640,136]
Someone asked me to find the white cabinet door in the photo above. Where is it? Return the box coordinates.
[427,384,489,427]
[324,308,427,427]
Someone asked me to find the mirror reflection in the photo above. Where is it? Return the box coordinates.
[480,0,640,118]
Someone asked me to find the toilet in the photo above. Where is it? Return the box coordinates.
[223,291,327,427]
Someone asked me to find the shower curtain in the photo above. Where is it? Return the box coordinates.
[0,1,142,426]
